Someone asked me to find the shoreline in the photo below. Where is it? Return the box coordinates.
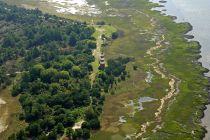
[149,0,210,139]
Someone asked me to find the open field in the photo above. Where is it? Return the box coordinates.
[1,0,209,139]
[0,88,27,140]
[90,24,117,83]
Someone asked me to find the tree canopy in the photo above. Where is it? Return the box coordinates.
[0,2,130,139]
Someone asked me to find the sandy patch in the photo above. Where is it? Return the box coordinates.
[0,100,8,134]
[72,120,84,130]
[105,1,110,6]
[0,98,6,105]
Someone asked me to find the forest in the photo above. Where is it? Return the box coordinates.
[0,2,129,139]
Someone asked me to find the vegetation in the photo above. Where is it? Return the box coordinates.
[96,21,106,26]
[0,1,94,139]
[0,0,209,140]
[111,32,119,40]
[0,2,131,139]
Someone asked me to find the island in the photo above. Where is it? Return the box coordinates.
[0,0,209,140]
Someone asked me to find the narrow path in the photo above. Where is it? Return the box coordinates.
[90,27,104,84]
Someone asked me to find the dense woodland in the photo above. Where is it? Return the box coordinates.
[0,2,129,140]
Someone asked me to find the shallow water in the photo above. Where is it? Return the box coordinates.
[44,0,101,15]
[150,0,210,139]
[138,97,157,111]
[145,71,153,83]
[203,105,210,139]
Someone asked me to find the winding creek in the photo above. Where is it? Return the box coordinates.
[150,0,210,139]
[137,28,181,138]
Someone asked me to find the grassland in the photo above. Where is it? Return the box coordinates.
[90,24,117,83]
[0,88,27,140]
[1,0,209,139]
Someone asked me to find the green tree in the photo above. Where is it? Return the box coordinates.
[61,60,73,70]
[111,32,119,39]
[69,32,78,46]
[84,107,97,121]
[2,35,16,47]
[64,115,75,127]
[56,123,64,134]
[30,64,44,80]
[41,68,58,83]
[72,129,83,140]
[49,83,61,95]
[72,66,81,77]
[16,130,27,140]
[66,128,73,139]
[48,129,57,140]
[28,122,41,137]
[56,71,70,80]
[82,128,90,139]
[89,118,100,130]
